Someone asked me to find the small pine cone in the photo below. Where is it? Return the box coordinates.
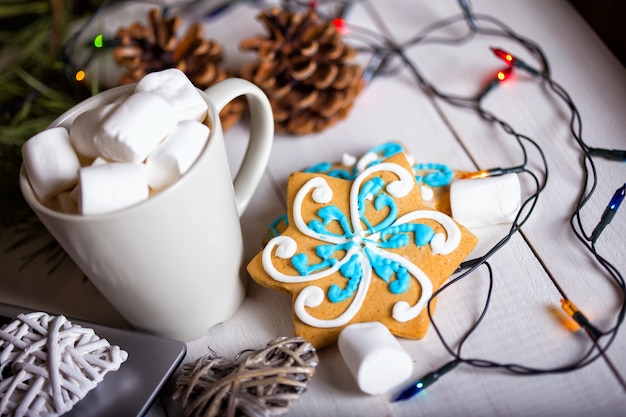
[113,8,243,130]
[240,8,362,135]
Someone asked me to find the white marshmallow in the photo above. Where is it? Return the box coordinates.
[22,127,81,202]
[79,163,149,214]
[450,173,521,229]
[146,120,210,191]
[338,322,413,395]
[46,191,79,214]
[69,184,81,204]
[90,156,110,166]
[69,98,124,158]
[94,92,176,163]
[135,68,208,122]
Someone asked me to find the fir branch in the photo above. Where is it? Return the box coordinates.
[0,0,103,267]
[5,215,68,274]
[0,2,49,17]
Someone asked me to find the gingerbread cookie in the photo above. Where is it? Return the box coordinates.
[248,153,478,348]
[263,142,468,243]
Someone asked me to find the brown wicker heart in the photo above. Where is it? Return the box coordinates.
[173,336,319,417]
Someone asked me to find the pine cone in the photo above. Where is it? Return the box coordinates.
[113,8,244,130]
[240,8,362,135]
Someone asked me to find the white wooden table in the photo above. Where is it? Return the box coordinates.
[1,1,625,416]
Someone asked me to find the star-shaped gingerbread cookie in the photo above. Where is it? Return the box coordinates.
[247,153,478,348]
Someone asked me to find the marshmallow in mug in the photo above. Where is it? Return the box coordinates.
[146,121,210,191]
[69,97,127,159]
[40,189,81,215]
[94,92,177,163]
[135,68,208,122]
[21,127,81,202]
[22,68,212,215]
[79,163,149,215]
[338,322,413,395]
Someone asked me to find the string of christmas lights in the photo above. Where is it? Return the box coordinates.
[310,0,625,398]
[58,0,626,400]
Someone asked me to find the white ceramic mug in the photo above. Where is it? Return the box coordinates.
[19,78,274,341]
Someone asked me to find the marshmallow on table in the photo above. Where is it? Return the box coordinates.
[94,92,176,163]
[146,120,210,191]
[79,163,149,215]
[135,68,208,122]
[69,97,126,159]
[338,322,413,395]
[450,173,521,229]
[22,127,81,202]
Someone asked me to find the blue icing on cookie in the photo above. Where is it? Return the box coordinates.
[413,162,454,187]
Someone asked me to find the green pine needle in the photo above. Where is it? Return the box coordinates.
[1,0,103,268]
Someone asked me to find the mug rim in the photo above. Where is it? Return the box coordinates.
[20,83,222,221]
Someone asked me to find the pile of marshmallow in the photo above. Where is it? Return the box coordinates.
[22,69,211,215]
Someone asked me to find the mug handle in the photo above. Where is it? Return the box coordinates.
[202,78,274,216]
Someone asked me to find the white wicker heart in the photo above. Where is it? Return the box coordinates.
[0,312,128,416]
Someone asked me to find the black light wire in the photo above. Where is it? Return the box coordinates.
[279,0,624,377]
[472,10,626,347]
[332,2,625,381]
[57,0,625,385]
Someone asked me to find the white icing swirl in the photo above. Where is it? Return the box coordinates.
[293,252,372,328]
[349,162,415,235]
[292,177,346,244]
[390,210,461,255]
[362,244,433,322]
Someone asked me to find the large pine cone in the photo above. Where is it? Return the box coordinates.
[240,8,362,135]
[113,8,244,130]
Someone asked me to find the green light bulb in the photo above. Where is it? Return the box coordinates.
[94,34,104,48]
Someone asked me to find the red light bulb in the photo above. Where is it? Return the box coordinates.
[496,66,513,82]
[490,46,543,78]
[477,64,514,99]
[491,47,515,65]
[333,17,347,35]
